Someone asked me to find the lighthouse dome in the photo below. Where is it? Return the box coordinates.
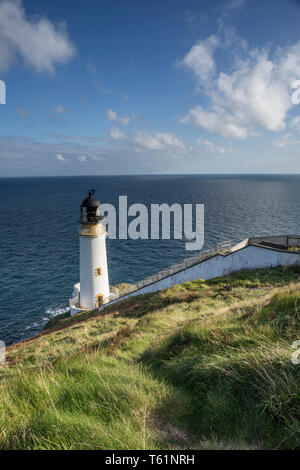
[80,190,103,225]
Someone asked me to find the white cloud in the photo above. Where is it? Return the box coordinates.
[223,0,246,16]
[91,154,106,161]
[180,30,300,139]
[290,115,300,131]
[56,153,67,161]
[179,35,218,82]
[107,109,131,125]
[0,0,75,74]
[274,139,286,149]
[134,131,164,150]
[134,131,185,151]
[52,105,68,115]
[156,133,185,149]
[216,52,291,132]
[109,126,127,140]
[182,106,247,139]
[78,155,86,162]
[197,138,228,155]
[0,36,15,73]
[107,109,117,121]
[273,133,300,149]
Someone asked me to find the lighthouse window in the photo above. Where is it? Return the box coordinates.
[95,267,103,277]
[80,206,88,224]
[96,294,104,308]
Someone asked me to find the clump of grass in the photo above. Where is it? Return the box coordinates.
[254,290,300,336]
[0,354,173,450]
[115,283,136,293]
[43,311,71,331]
[207,265,300,288]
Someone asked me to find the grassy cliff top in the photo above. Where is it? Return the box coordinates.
[1,266,300,450]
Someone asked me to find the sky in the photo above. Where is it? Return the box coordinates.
[1,0,300,176]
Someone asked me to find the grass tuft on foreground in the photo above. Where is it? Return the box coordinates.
[1,266,300,449]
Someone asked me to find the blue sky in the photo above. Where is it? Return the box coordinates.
[1,0,300,176]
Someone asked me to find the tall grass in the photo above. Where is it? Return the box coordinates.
[0,354,172,449]
[0,266,299,449]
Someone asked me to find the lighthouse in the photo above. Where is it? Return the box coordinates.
[70,190,110,312]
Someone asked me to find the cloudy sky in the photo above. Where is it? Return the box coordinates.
[1,0,300,176]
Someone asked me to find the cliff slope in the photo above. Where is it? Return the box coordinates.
[0,266,299,450]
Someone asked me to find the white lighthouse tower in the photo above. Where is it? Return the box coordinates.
[70,190,110,314]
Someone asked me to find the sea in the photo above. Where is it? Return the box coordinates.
[0,174,300,345]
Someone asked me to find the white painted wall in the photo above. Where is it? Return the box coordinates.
[111,245,300,304]
[80,232,110,309]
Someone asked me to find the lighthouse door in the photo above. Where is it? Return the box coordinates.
[96,294,105,308]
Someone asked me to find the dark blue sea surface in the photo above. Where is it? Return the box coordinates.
[0,174,300,345]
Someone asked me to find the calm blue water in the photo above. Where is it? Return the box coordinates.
[1,174,300,345]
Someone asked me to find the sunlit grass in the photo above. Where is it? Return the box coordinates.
[1,266,300,449]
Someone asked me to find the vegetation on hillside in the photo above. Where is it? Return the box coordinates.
[0,266,299,450]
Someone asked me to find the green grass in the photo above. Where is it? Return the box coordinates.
[115,282,136,293]
[1,266,300,449]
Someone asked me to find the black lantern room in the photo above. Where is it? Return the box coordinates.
[80,190,103,225]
